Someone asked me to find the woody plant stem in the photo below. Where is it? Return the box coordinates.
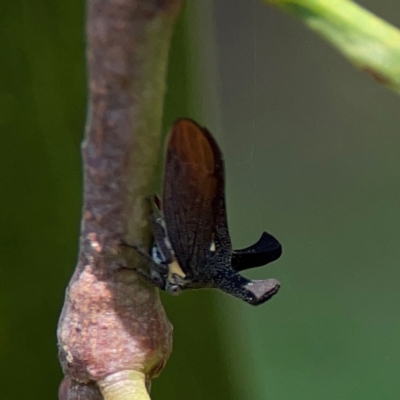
[57,1,184,400]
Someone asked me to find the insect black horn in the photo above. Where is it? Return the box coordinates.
[211,264,280,306]
[243,279,281,305]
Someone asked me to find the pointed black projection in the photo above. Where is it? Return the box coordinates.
[133,119,282,306]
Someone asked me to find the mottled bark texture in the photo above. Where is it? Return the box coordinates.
[57,1,184,399]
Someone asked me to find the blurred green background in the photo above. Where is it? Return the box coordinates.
[1,1,400,399]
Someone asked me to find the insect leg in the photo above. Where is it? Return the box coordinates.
[149,213,174,265]
[120,241,168,289]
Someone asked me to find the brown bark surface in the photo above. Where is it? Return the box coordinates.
[57,1,184,398]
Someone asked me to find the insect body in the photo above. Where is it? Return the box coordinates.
[134,119,282,306]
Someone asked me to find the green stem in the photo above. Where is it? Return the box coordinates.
[263,0,400,93]
[98,371,149,400]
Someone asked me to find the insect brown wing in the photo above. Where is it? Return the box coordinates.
[162,119,218,278]
[201,127,232,253]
